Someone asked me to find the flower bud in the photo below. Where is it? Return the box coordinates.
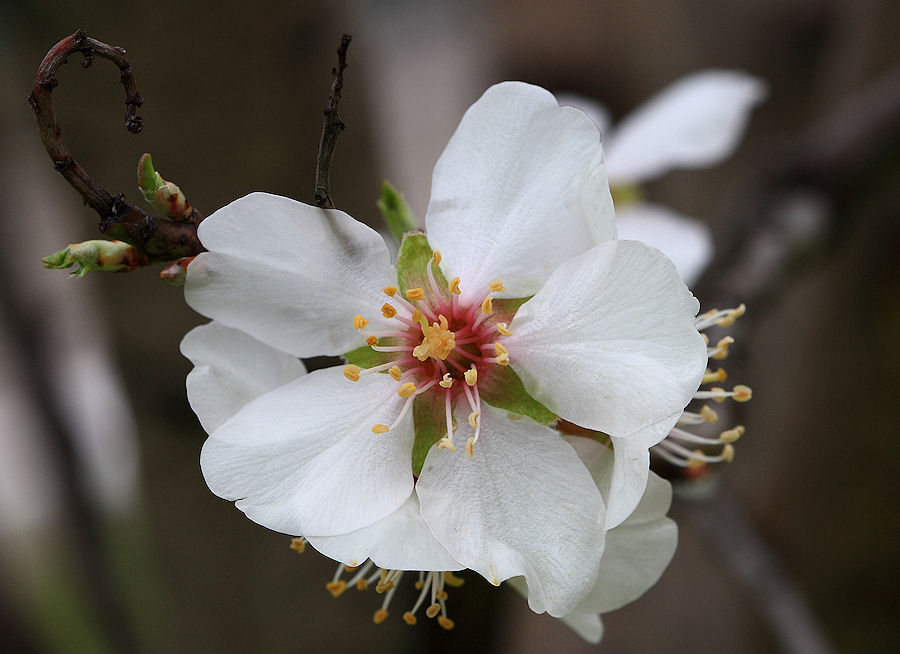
[137,153,194,221]
[159,256,196,286]
[42,240,146,276]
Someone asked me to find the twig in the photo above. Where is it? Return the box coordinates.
[314,34,352,209]
[28,29,203,264]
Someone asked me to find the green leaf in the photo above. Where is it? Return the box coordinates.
[377,181,419,244]
[137,153,165,204]
[479,365,557,425]
[411,391,449,475]
[394,233,450,305]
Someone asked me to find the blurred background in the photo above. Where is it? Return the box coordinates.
[1,0,898,652]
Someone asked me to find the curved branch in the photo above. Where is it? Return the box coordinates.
[314,34,352,209]
[29,29,203,263]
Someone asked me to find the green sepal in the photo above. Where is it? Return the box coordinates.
[394,233,449,304]
[341,338,401,368]
[377,181,419,244]
[478,365,557,425]
[411,391,450,475]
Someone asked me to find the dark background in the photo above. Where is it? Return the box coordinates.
[1,1,898,652]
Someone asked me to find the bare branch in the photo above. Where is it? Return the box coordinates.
[314,34,352,209]
[29,29,203,265]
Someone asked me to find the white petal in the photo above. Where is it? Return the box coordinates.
[508,575,606,643]
[185,192,396,357]
[616,204,713,286]
[200,367,414,537]
[426,82,615,299]
[416,405,606,617]
[506,240,707,440]
[181,322,306,433]
[555,93,612,134]
[560,438,677,631]
[605,71,767,184]
[307,493,463,571]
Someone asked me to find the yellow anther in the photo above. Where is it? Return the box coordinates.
[326,581,347,597]
[407,287,425,301]
[366,335,379,346]
[703,367,728,384]
[414,580,425,590]
[449,277,461,295]
[718,303,746,327]
[389,366,403,381]
[480,296,494,315]
[710,387,727,403]
[700,405,719,423]
[373,609,389,624]
[403,612,417,625]
[722,444,736,462]
[438,437,456,452]
[412,309,426,327]
[464,367,478,386]
[289,537,306,554]
[489,279,505,292]
[344,564,357,572]
[439,373,453,388]
[712,336,735,360]
[468,411,480,428]
[372,424,390,434]
[383,285,397,297]
[465,437,475,458]
[425,604,441,619]
[375,579,394,594]
[381,303,397,318]
[398,382,417,398]
[496,322,512,337]
[438,616,455,631]
[356,579,368,591]
[432,250,442,265]
[436,590,448,601]
[444,572,465,587]
[732,385,753,402]
[688,452,707,469]
[495,352,510,366]
[353,314,368,329]
[494,342,508,355]
[720,425,745,443]
[343,364,361,382]
[438,314,449,329]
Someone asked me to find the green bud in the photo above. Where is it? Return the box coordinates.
[137,153,194,221]
[377,180,418,244]
[42,240,146,276]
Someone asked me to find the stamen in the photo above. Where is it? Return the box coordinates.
[389,366,403,381]
[343,364,361,382]
[497,322,512,337]
[732,385,753,402]
[432,250,442,265]
[701,405,719,422]
[381,303,398,318]
[398,382,417,398]
[353,315,368,329]
[373,609,389,624]
[720,425,745,443]
[406,288,425,302]
[464,367,478,386]
[468,411,480,428]
[366,336,379,346]
[439,373,453,388]
[710,336,735,360]
[439,390,455,451]
[465,437,475,458]
[703,367,727,384]
[489,280,505,292]
[371,424,390,434]
[444,572,465,587]
[383,286,397,297]
[449,277,461,295]
[480,296,493,315]
[494,342,508,355]
[289,537,306,554]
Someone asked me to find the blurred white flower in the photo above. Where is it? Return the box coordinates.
[560,70,767,285]
[182,82,708,627]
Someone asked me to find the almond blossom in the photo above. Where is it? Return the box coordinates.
[182,82,707,623]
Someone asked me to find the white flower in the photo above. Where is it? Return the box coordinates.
[182,82,707,621]
[560,70,767,285]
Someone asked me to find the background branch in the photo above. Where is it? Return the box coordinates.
[29,29,203,264]
[314,34,352,209]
